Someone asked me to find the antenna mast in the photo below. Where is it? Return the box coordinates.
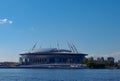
[72,43,78,53]
[67,43,75,53]
[32,42,37,50]
[57,43,60,51]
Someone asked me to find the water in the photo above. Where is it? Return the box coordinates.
[0,69,120,81]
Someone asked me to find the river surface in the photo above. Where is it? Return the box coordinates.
[0,69,120,81]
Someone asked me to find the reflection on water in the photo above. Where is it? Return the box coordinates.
[0,69,120,81]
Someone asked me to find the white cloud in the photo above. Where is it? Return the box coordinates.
[8,20,13,24]
[0,18,13,24]
[0,18,7,24]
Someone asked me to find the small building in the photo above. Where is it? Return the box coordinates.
[19,48,88,65]
[107,57,114,62]
[97,57,104,63]
[118,60,120,67]
[87,57,94,61]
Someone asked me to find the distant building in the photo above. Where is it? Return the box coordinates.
[118,60,120,66]
[107,57,114,62]
[87,57,94,61]
[97,57,104,63]
[19,48,88,65]
[118,60,120,63]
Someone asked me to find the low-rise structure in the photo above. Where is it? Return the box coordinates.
[97,57,104,63]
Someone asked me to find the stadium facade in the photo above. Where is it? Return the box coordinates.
[19,48,88,65]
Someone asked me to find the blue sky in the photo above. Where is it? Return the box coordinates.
[0,0,120,61]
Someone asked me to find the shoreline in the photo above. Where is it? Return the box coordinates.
[0,66,119,69]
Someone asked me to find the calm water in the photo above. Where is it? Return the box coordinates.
[0,69,120,81]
